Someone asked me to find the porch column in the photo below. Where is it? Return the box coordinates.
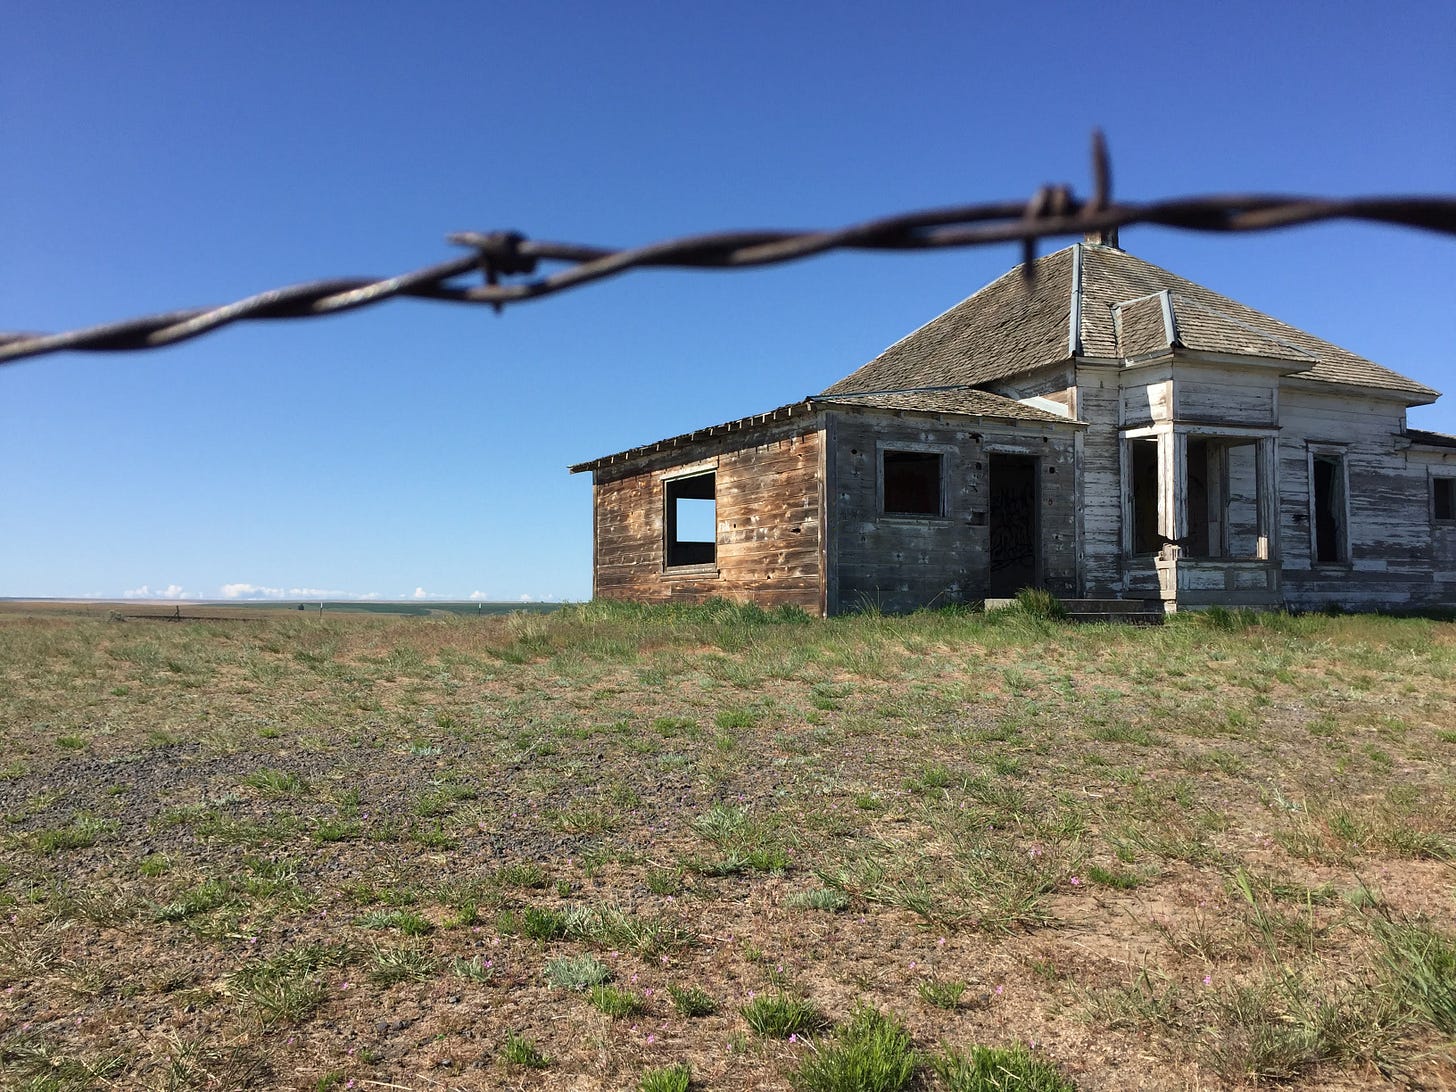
[1255,436,1278,561]
[1158,430,1188,544]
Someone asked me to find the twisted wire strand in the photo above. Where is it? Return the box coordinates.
[3,133,1453,366]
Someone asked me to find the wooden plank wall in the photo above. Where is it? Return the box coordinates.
[1073,365,1125,595]
[1277,387,1455,609]
[1411,446,1456,603]
[1080,356,1455,609]
[828,409,1078,612]
[592,421,825,613]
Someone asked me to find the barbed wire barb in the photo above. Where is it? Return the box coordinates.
[3,134,1454,366]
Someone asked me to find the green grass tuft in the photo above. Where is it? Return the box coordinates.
[521,906,570,940]
[501,1031,549,1068]
[742,993,825,1038]
[790,1004,916,1092]
[931,1043,1075,1092]
[544,952,611,990]
[639,1062,692,1092]
[1372,913,1456,1033]
[588,983,644,1018]
[916,979,967,1010]
[669,983,718,1017]
[240,768,305,795]
[366,940,438,985]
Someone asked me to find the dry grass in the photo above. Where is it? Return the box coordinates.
[1,599,1454,1089]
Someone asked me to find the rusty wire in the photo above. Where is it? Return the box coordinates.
[3,133,1454,366]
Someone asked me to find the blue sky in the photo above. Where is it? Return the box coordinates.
[4,1,1453,602]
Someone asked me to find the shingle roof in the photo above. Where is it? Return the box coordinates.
[1112,289,1318,364]
[823,248,1075,395]
[824,244,1438,402]
[1409,428,1456,449]
[1111,293,1172,358]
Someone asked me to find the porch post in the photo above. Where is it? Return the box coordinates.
[1157,430,1187,544]
[1255,436,1278,561]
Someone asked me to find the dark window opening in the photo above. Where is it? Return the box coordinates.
[1130,437,1161,554]
[883,450,942,516]
[1186,438,1211,558]
[665,472,716,568]
[1312,455,1346,564]
[1435,478,1455,522]
[1185,438,1260,559]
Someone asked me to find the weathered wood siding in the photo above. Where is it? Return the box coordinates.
[1224,442,1262,556]
[1074,364,1125,595]
[592,420,826,613]
[827,408,1078,612]
[1277,386,1455,609]
[1075,354,1455,609]
[984,365,1085,598]
[1412,446,1456,598]
[1178,376,1277,425]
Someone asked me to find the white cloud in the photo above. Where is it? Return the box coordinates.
[468,590,490,601]
[411,587,430,600]
[219,584,379,601]
[123,584,193,600]
[220,583,284,600]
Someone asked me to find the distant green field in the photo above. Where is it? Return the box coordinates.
[227,600,565,616]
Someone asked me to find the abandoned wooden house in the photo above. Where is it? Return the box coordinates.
[570,234,1456,615]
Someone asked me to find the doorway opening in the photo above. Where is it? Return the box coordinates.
[988,453,1039,597]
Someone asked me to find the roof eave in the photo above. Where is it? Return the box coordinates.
[1167,348,1318,374]
[818,397,1086,430]
[568,399,817,474]
[1281,373,1440,407]
[1408,428,1456,449]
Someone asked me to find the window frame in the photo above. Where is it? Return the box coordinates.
[661,466,719,573]
[877,441,950,520]
[1433,475,1456,524]
[1307,445,1351,567]
[1121,424,1278,561]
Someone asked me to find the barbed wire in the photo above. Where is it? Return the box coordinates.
[3,133,1454,366]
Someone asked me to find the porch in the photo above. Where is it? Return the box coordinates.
[1121,425,1283,611]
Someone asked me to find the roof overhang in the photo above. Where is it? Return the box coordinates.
[568,400,817,474]
[1280,373,1440,408]
[1408,428,1456,449]
[569,388,1085,475]
[1121,348,1317,374]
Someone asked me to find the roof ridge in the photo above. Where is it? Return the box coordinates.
[1068,243,1084,357]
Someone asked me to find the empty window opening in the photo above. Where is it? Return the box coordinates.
[1434,477,1455,522]
[1186,438,1260,559]
[882,450,942,516]
[665,472,716,568]
[1129,437,1161,554]
[1312,455,1347,564]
